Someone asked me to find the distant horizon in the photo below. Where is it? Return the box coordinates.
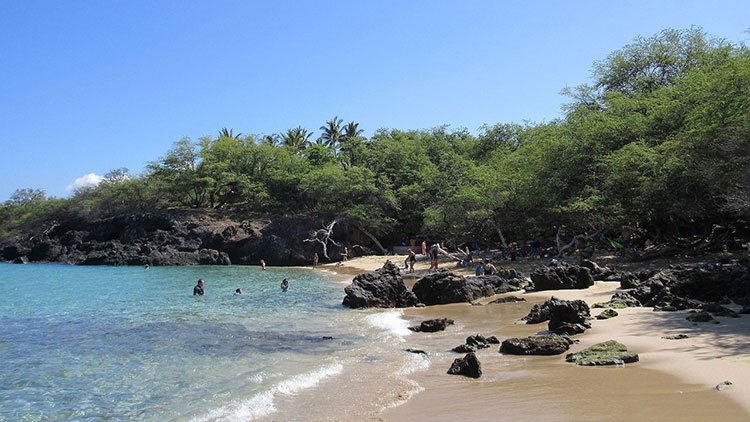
[1,1,748,199]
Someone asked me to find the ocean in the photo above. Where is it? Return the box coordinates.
[0,263,424,421]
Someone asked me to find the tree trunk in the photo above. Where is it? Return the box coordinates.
[496,226,508,248]
[355,224,387,255]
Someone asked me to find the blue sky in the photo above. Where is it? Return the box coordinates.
[1,0,748,199]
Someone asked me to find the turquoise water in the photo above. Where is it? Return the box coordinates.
[0,264,412,421]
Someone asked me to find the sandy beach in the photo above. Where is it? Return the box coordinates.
[322,254,750,421]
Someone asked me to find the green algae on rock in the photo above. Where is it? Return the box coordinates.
[565,340,639,366]
[596,308,619,320]
[686,311,714,323]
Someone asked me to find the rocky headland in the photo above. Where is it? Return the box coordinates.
[0,211,369,266]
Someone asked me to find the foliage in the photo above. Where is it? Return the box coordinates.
[3,28,748,248]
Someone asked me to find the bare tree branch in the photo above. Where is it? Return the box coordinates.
[303,219,341,260]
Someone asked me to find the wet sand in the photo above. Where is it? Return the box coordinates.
[325,255,750,420]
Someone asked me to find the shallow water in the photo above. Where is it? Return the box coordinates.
[0,264,416,421]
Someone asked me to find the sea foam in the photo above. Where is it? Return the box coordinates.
[365,310,411,340]
[192,363,344,421]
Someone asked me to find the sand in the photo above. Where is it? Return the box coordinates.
[323,254,750,420]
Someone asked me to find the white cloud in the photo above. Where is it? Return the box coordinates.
[66,173,104,192]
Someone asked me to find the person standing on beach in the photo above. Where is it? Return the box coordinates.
[407,249,417,273]
[341,247,349,262]
[312,252,319,268]
[421,241,427,257]
[429,244,439,271]
[193,279,205,296]
[260,259,267,270]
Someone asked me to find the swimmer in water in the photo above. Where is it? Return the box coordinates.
[280,278,289,292]
[193,279,205,296]
[235,288,243,295]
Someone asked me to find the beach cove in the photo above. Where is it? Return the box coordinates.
[329,255,750,421]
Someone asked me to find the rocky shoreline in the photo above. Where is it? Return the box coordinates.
[339,255,750,409]
[343,255,750,420]
[0,211,367,266]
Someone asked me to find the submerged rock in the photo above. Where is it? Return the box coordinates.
[408,318,455,333]
[342,262,419,309]
[447,352,482,378]
[404,348,427,355]
[499,334,575,355]
[565,340,639,366]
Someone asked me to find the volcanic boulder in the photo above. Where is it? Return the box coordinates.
[447,352,482,378]
[411,271,523,305]
[529,262,594,291]
[500,334,575,355]
[342,261,419,308]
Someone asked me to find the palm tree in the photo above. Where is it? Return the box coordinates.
[319,116,343,151]
[342,121,364,140]
[260,134,279,147]
[280,126,313,153]
[218,127,242,139]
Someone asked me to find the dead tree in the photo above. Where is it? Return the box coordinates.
[303,220,341,260]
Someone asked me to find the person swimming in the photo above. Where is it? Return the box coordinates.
[280,278,289,292]
[193,279,205,296]
[234,288,243,295]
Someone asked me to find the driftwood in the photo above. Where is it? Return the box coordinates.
[556,229,600,257]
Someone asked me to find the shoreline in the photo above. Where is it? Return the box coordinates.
[327,254,750,420]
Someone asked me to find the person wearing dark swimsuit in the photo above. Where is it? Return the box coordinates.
[193,279,205,296]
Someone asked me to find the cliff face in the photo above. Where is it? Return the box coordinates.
[0,211,365,266]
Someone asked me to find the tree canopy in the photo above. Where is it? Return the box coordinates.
[2,28,748,248]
